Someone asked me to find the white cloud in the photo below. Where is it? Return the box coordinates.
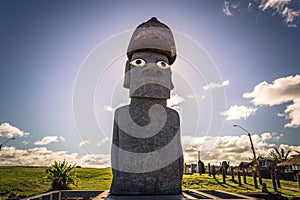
[0,132,291,168]
[247,2,254,11]
[231,2,240,10]
[203,80,229,90]
[22,140,29,145]
[258,0,299,27]
[167,92,185,112]
[244,74,300,128]
[59,136,65,142]
[34,136,59,145]
[223,0,233,16]
[79,140,90,147]
[223,0,300,27]
[261,132,272,141]
[104,103,127,112]
[259,0,290,12]
[104,105,114,112]
[185,94,195,99]
[182,132,284,165]
[284,98,300,128]
[97,138,109,146]
[221,105,257,120]
[79,154,110,168]
[104,93,185,113]
[0,123,29,138]
[0,146,110,168]
[282,7,300,27]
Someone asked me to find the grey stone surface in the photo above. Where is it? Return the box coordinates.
[110,17,183,195]
[110,98,183,195]
[125,51,174,99]
[105,194,187,200]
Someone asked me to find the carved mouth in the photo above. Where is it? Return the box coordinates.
[131,83,170,99]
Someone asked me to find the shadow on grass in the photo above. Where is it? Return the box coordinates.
[213,177,228,188]
[223,178,260,191]
[230,179,238,184]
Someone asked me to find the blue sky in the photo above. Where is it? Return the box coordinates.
[0,0,300,167]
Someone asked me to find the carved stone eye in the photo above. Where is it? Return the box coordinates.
[130,59,146,67]
[156,61,170,69]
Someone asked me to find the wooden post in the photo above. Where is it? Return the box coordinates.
[198,151,201,175]
[222,162,227,184]
[255,159,262,185]
[237,171,241,186]
[198,160,202,175]
[243,168,247,184]
[212,165,216,179]
[208,163,211,176]
[275,169,281,188]
[257,167,262,185]
[253,170,258,189]
[271,170,278,192]
[297,173,300,190]
[231,166,235,181]
[262,183,268,193]
[222,170,226,184]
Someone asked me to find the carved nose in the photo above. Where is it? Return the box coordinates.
[142,63,162,76]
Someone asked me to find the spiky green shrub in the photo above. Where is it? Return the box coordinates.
[45,160,79,190]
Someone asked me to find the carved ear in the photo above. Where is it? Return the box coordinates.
[123,60,131,88]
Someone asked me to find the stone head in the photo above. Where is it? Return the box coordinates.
[124,17,176,99]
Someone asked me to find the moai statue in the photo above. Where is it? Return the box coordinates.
[110,17,183,195]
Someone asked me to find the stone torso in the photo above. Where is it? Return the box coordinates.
[109,17,183,195]
[110,98,183,195]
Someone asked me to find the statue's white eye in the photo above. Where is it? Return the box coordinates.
[156,61,170,69]
[130,59,146,67]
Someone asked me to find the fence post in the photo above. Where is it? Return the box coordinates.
[198,160,202,175]
[271,170,278,192]
[275,168,281,188]
[257,167,262,185]
[238,171,241,186]
[222,162,227,184]
[253,170,258,189]
[222,170,226,184]
[297,173,300,190]
[208,163,211,176]
[212,165,216,179]
[243,168,247,184]
[191,164,194,174]
[231,166,235,181]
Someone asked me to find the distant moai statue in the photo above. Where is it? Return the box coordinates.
[110,17,183,195]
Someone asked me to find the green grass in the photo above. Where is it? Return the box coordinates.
[183,173,300,198]
[0,166,112,199]
[1,166,300,199]
[75,168,112,190]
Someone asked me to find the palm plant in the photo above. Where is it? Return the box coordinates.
[45,160,79,190]
[268,147,291,163]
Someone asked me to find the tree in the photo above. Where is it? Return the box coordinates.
[268,147,291,163]
[45,160,79,190]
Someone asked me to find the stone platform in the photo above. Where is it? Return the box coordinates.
[94,190,257,200]
[103,194,188,200]
[22,190,258,200]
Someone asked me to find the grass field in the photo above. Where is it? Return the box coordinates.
[1,166,300,199]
